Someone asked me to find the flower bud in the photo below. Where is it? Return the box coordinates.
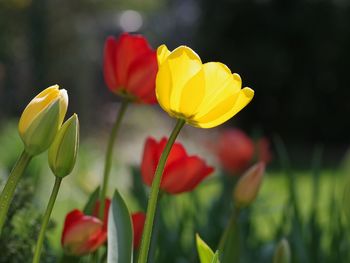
[61,210,106,255]
[273,238,291,263]
[233,162,265,207]
[18,85,68,156]
[48,114,79,178]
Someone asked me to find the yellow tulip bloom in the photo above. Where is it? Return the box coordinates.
[156,45,254,128]
[19,85,68,155]
[19,85,68,135]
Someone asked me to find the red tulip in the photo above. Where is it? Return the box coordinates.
[61,210,107,256]
[132,212,146,248]
[216,129,255,175]
[103,33,157,104]
[141,137,214,194]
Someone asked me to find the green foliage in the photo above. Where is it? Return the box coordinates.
[196,234,220,263]
[0,179,56,263]
[107,190,133,263]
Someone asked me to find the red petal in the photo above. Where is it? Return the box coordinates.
[156,137,187,168]
[103,37,119,92]
[61,210,84,245]
[115,33,153,88]
[61,210,106,255]
[217,129,254,174]
[131,212,146,248]
[161,156,214,194]
[126,50,158,104]
[141,137,158,186]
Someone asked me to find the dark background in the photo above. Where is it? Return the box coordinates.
[0,0,349,148]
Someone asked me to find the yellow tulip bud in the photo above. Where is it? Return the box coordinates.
[233,162,265,207]
[18,85,68,155]
[273,238,291,263]
[48,114,79,178]
[155,45,254,128]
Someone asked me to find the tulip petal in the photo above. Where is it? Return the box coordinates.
[179,68,206,117]
[167,46,202,112]
[19,85,60,135]
[216,129,255,174]
[156,46,202,114]
[141,137,158,186]
[58,89,68,126]
[126,51,158,103]
[115,33,153,88]
[162,156,213,194]
[157,44,171,66]
[103,37,119,91]
[194,63,241,119]
[131,212,146,248]
[157,137,187,166]
[61,210,106,255]
[195,87,254,128]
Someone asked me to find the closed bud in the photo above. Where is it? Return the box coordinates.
[48,114,79,178]
[273,238,291,263]
[18,85,68,155]
[233,162,265,207]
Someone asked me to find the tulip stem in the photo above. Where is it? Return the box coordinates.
[138,118,185,263]
[99,99,129,219]
[0,150,32,235]
[32,176,62,263]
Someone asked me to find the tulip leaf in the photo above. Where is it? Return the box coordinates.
[196,234,215,263]
[211,251,220,263]
[107,190,133,263]
[83,186,100,215]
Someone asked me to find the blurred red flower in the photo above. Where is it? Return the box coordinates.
[62,199,146,255]
[141,137,214,194]
[103,32,157,104]
[132,212,146,248]
[216,129,255,175]
[215,129,272,175]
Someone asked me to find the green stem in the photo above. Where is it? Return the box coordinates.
[218,206,240,252]
[99,100,129,219]
[32,176,62,263]
[138,119,185,263]
[0,150,32,235]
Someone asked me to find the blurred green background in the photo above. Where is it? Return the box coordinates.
[1,0,349,149]
[1,0,350,262]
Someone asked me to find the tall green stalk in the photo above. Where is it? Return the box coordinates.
[0,150,32,235]
[99,100,129,219]
[138,119,185,263]
[32,176,62,263]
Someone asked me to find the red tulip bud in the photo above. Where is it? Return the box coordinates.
[234,162,265,207]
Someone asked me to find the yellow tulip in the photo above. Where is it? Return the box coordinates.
[19,85,68,155]
[156,45,254,128]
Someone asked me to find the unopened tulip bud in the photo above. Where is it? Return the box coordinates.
[273,238,291,263]
[18,85,68,156]
[48,114,79,178]
[233,162,265,207]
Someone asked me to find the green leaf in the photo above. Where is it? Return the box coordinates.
[196,234,215,263]
[107,190,133,263]
[83,186,100,215]
[211,251,221,263]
